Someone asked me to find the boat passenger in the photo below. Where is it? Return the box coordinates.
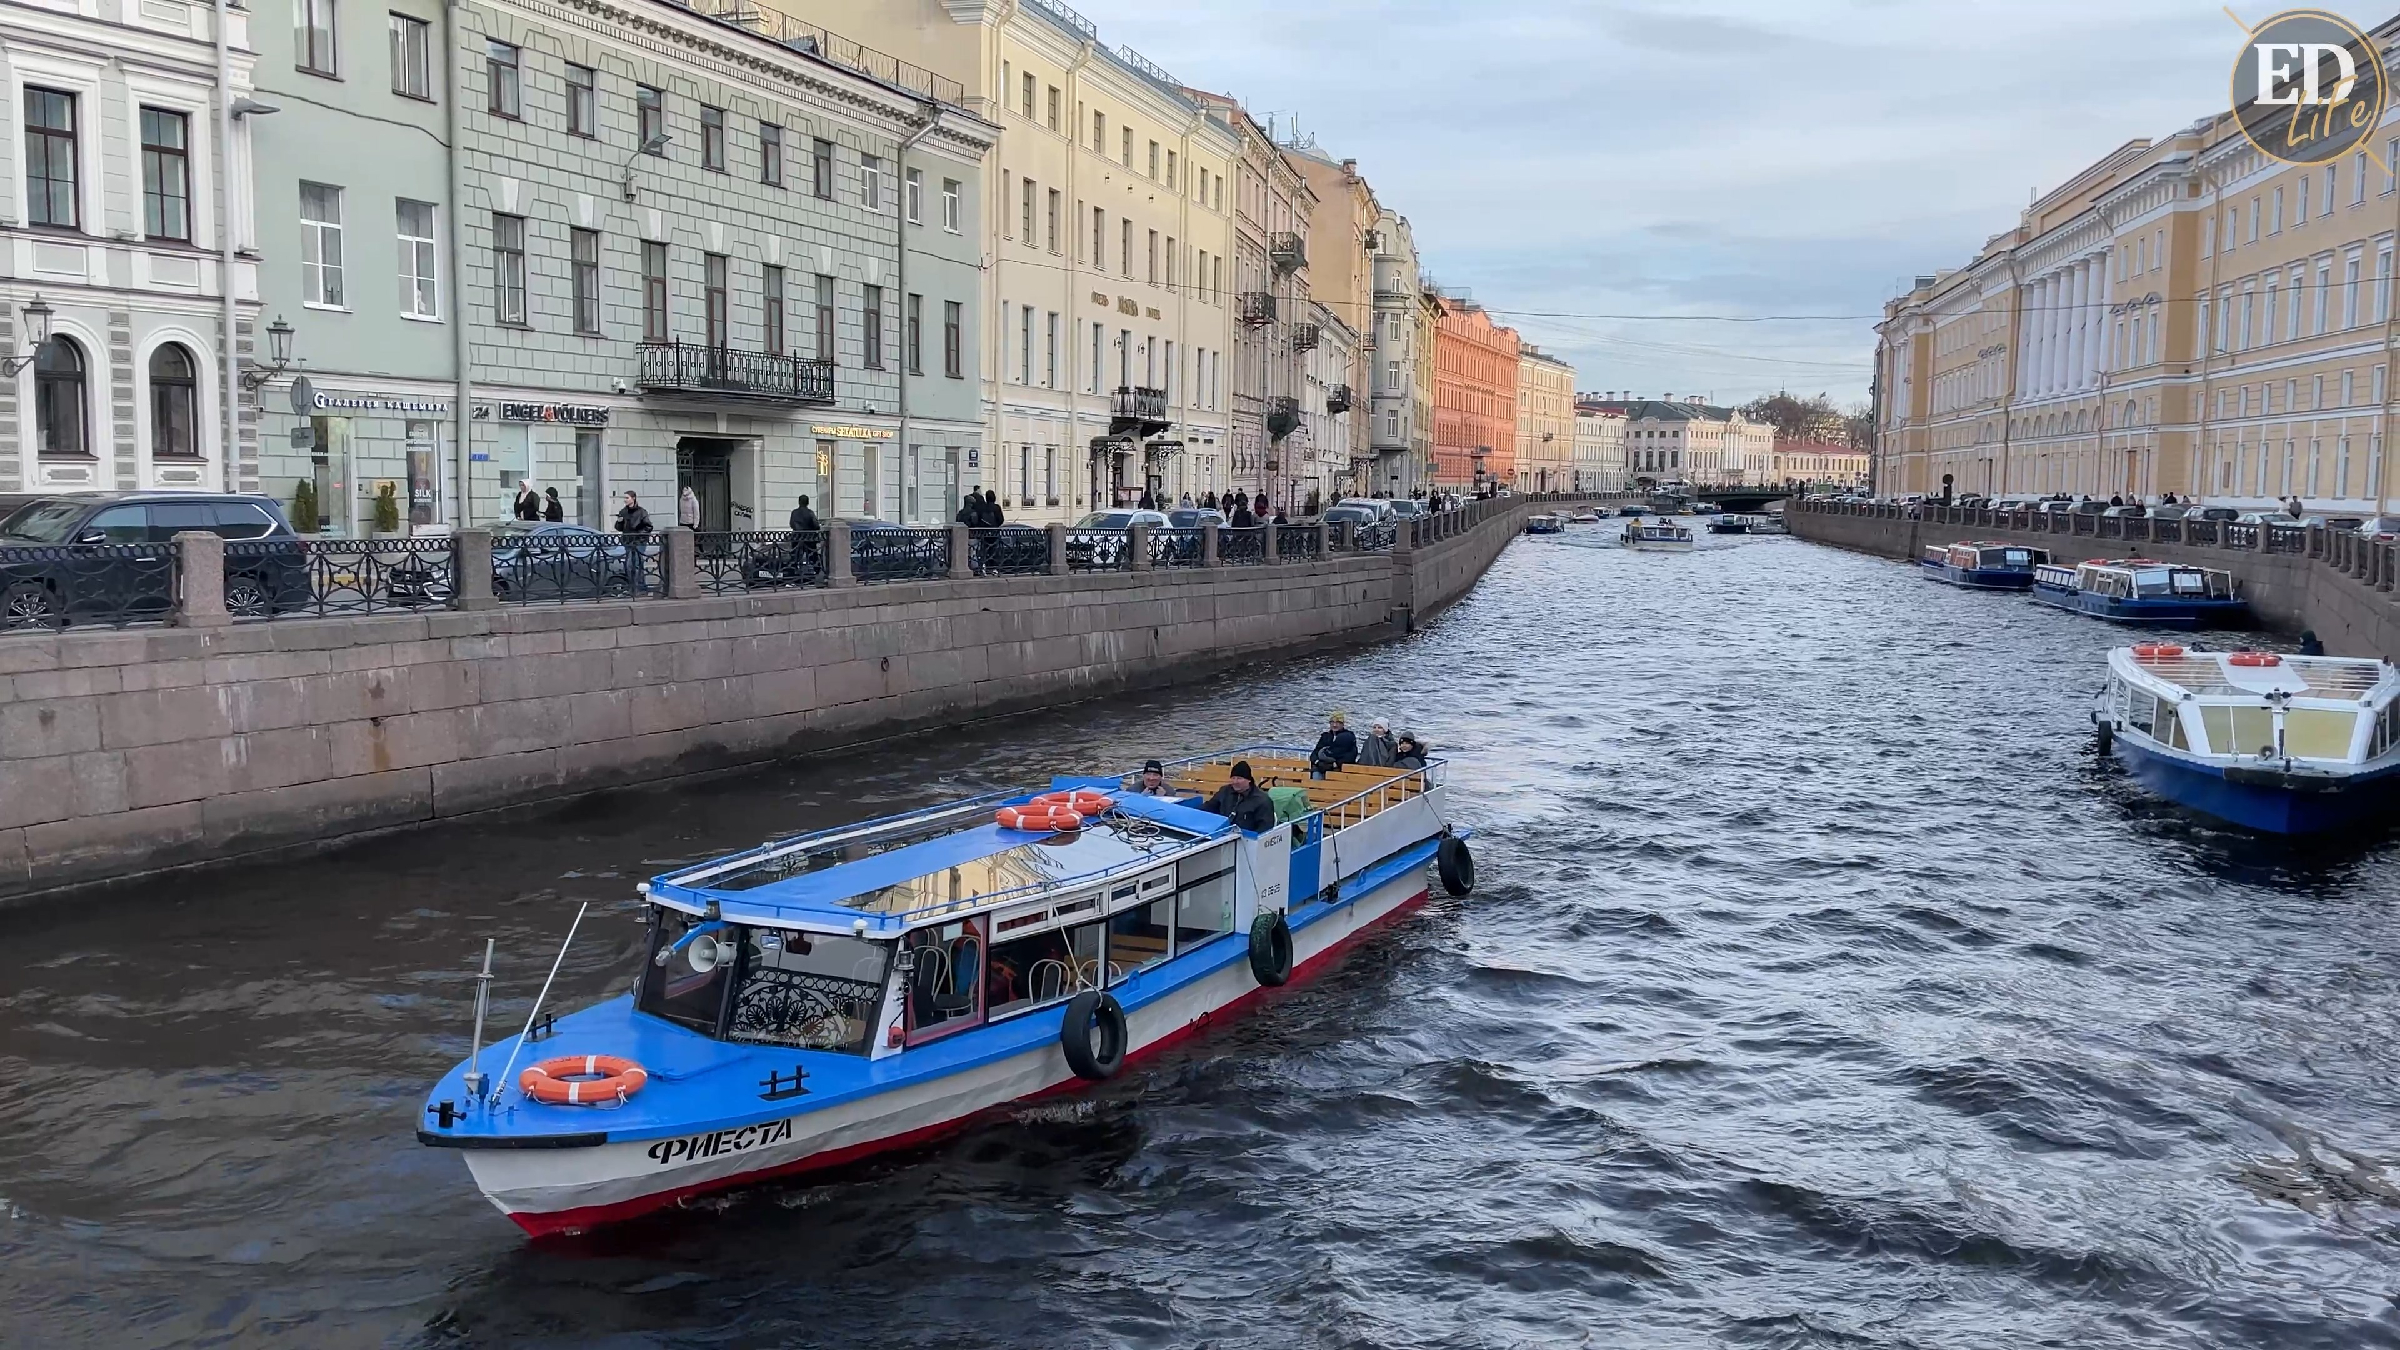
[1202,761,1278,832]
[1359,720,1398,768]
[1392,734,1427,771]
[1131,758,1178,796]
[1310,713,1358,778]
[2300,629,2327,657]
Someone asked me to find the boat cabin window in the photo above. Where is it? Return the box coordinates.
[2126,691,2157,738]
[725,928,890,1055]
[2373,700,2400,759]
[1996,548,2032,567]
[2284,708,2358,760]
[637,910,743,1033]
[1107,897,1175,976]
[2199,705,2277,758]
[902,918,985,1043]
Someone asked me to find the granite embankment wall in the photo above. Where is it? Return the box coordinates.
[0,498,1584,900]
[1788,502,2400,660]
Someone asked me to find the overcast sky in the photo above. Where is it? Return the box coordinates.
[1071,0,2256,407]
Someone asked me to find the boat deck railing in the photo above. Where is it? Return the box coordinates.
[1160,746,1442,830]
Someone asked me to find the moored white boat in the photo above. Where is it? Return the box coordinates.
[417,749,1475,1235]
[2095,644,2400,833]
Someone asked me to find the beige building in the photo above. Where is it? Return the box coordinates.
[1877,17,2400,511]
[1771,439,1871,488]
[1573,398,1628,491]
[809,0,1241,519]
[1514,347,1577,492]
[1595,396,1772,484]
[1288,143,1378,499]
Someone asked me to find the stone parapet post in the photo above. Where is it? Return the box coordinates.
[1202,522,1220,566]
[1128,523,1153,572]
[827,521,855,586]
[1263,520,1280,563]
[1047,523,1069,575]
[948,523,974,579]
[173,532,229,628]
[455,529,497,610]
[663,528,701,599]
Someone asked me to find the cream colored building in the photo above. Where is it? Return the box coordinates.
[1770,440,1870,488]
[811,0,1240,519]
[1878,17,2400,511]
[1573,399,1628,491]
[1288,142,1378,499]
[1514,347,1576,492]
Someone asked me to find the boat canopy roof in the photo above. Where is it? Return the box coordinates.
[648,789,1228,936]
[2114,647,2397,702]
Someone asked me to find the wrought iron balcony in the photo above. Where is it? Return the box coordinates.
[635,341,835,405]
[1326,383,1352,414]
[1110,384,1169,434]
[1266,395,1301,443]
[1291,322,1321,353]
[1238,292,1276,328]
[1270,231,1306,274]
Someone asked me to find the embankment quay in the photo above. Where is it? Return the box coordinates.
[0,497,1611,902]
[1790,499,2400,658]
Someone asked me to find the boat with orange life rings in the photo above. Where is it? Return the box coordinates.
[2030,557,2248,629]
[2092,643,2400,832]
[416,747,1476,1235]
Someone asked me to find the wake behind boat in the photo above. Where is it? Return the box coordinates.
[417,750,1475,1235]
[2096,644,2400,833]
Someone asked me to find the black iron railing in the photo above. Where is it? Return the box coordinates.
[1291,322,1320,353]
[1238,292,1276,327]
[850,526,949,582]
[1066,529,1132,571]
[1276,523,1322,558]
[0,543,179,631]
[493,530,664,602]
[1147,527,1206,567]
[1218,526,1267,565]
[695,530,827,592]
[636,342,835,405]
[969,527,1050,576]
[223,537,455,617]
[1111,386,1167,425]
[1270,231,1306,274]
[1327,384,1352,414]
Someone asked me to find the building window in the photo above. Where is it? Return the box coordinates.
[1147,140,1160,178]
[300,182,344,306]
[149,344,199,458]
[139,108,190,242]
[1021,71,1035,119]
[862,154,887,212]
[1046,188,1060,252]
[1121,219,1132,278]
[1121,126,1133,166]
[942,178,961,232]
[863,284,884,368]
[492,212,527,325]
[704,253,728,346]
[642,240,668,341]
[763,265,785,354]
[34,337,88,457]
[1092,108,1105,152]
[637,85,665,153]
[814,273,835,362]
[1148,229,1159,284]
[905,168,923,223]
[1047,85,1060,130]
[1021,177,1035,241]
[296,0,337,75]
[760,122,783,186]
[24,88,78,230]
[1092,206,1104,264]
[1165,150,1177,189]
[487,41,520,118]
[812,138,833,199]
[944,300,963,378]
[389,14,432,99]
[397,198,438,318]
[905,292,923,373]
[700,105,726,171]
[566,63,596,136]
[572,228,601,334]
[1019,305,1032,384]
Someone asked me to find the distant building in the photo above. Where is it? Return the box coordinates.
[1771,438,1870,488]
[1514,346,1575,492]
[1429,286,1517,489]
[1573,398,1627,491]
[1583,395,1770,485]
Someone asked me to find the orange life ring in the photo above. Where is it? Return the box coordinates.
[520,1053,648,1106]
[2228,651,2282,667]
[996,804,1084,831]
[1032,789,1116,816]
[2132,643,2186,661]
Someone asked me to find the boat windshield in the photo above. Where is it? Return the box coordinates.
[634,907,890,1053]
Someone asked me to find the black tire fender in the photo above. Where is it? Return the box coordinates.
[2095,720,2115,755]
[1059,990,1127,1081]
[1437,835,1476,897]
[1247,911,1293,987]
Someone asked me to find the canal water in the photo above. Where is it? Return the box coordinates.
[5,529,2400,1349]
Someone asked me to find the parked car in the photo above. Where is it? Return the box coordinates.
[1065,509,1169,568]
[2189,506,2241,522]
[2356,515,2400,541]
[2100,504,2148,519]
[1165,508,1227,529]
[1385,499,1429,521]
[489,522,647,599]
[0,491,307,627]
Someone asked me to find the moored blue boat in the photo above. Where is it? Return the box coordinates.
[1919,540,2048,589]
[2097,643,2400,832]
[416,749,1474,1235]
[2032,558,2247,629]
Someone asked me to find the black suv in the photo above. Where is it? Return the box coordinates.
[0,491,306,629]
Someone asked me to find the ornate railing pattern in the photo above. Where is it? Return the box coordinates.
[725,966,886,1053]
[0,543,179,631]
[2266,524,2308,555]
[223,537,455,617]
[1276,523,1322,559]
[635,342,835,405]
[695,530,826,592]
[494,531,664,603]
[1218,526,1267,565]
[1147,527,1206,568]
[968,527,1051,576]
[850,526,950,583]
[1065,529,1132,571]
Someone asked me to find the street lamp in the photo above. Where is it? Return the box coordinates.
[240,315,296,390]
[1,296,55,377]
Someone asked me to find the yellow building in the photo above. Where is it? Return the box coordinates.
[1878,29,2400,511]
[800,0,1241,518]
[1514,347,1577,492]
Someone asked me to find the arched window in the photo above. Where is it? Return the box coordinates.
[149,344,198,457]
[33,336,87,458]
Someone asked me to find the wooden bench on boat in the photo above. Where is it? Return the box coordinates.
[1165,757,1428,830]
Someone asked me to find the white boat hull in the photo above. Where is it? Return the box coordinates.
[466,866,1434,1235]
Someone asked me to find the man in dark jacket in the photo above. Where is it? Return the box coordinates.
[1309,713,1357,777]
[788,494,820,533]
[614,492,653,535]
[1229,498,1257,528]
[1392,734,1427,771]
[1202,761,1277,832]
[984,488,1005,526]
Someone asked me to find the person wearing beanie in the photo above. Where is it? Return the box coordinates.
[1132,758,1177,796]
[1202,760,1276,831]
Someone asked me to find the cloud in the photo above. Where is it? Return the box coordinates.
[1069,0,2251,402]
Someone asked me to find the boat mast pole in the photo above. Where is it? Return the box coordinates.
[463,938,495,1101]
[492,903,588,1104]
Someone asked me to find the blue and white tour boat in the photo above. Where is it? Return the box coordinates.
[1622,518,1696,552]
[2095,644,2400,833]
[1524,513,1564,535]
[416,750,1474,1235]
[2031,558,2248,628]
[1919,540,2048,590]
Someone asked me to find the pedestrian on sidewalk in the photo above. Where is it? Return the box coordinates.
[615,492,653,535]
[678,486,701,529]
[542,487,564,522]
[513,481,543,521]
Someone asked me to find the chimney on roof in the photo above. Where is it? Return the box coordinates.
[1341,157,1356,177]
